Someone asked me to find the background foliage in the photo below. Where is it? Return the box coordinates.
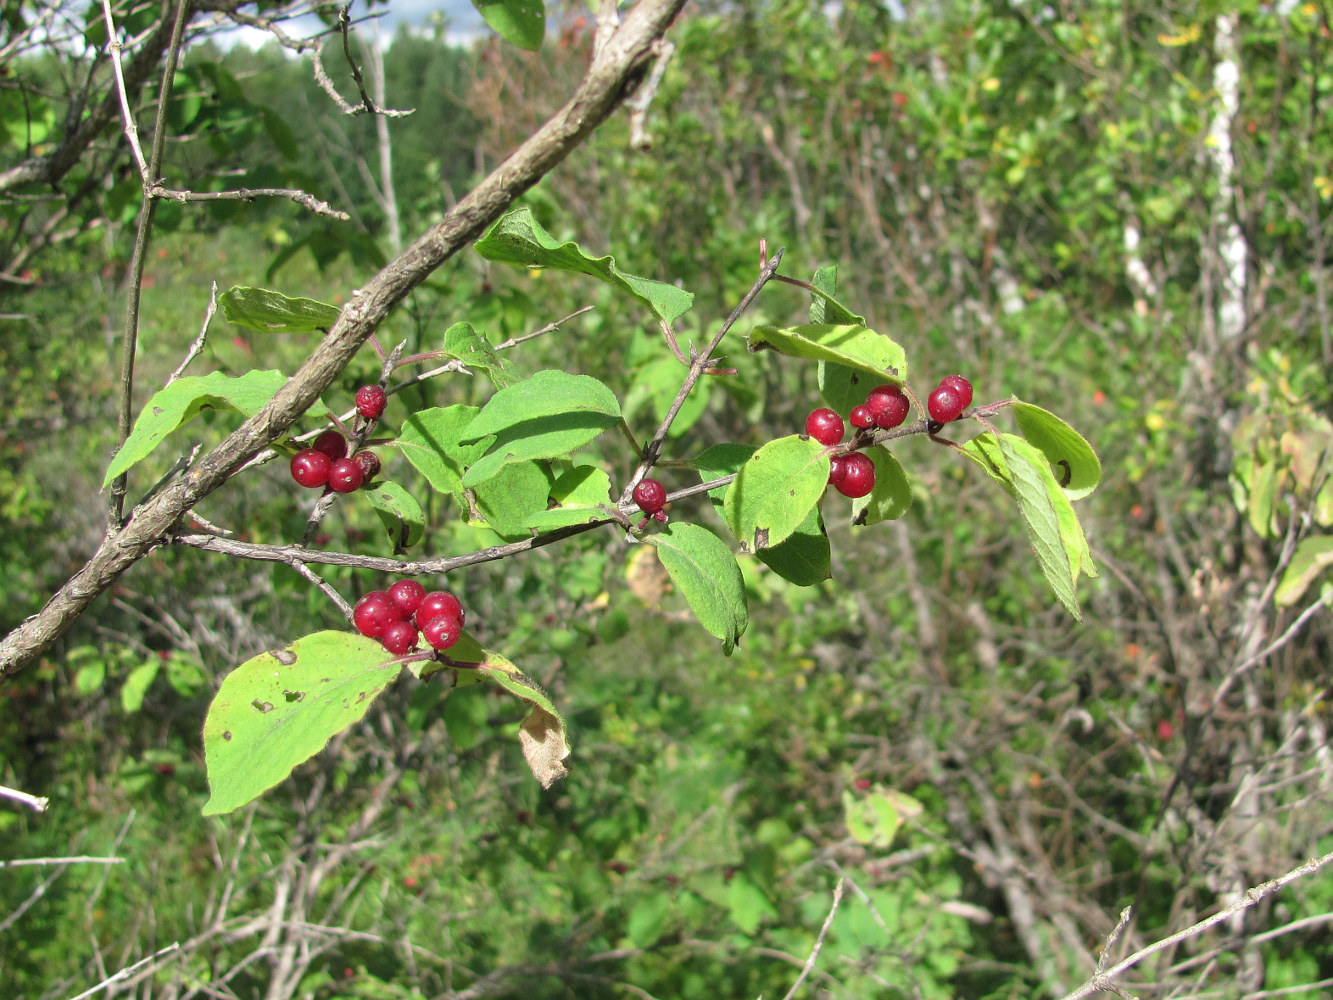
[3,0,1333,997]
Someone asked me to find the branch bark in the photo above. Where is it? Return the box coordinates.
[0,0,689,682]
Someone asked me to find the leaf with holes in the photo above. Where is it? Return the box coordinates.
[103,369,288,487]
[724,435,830,552]
[1014,401,1101,501]
[202,632,401,815]
[475,207,693,323]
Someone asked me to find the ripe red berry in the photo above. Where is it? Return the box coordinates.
[328,458,365,493]
[352,450,381,483]
[834,452,875,498]
[828,454,849,488]
[873,394,910,430]
[927,385,966,424]
[422,614,462,651]
[356,384,388,420]
[353,591,404,638]
[312,429,347,461]
[417,591,465,628]
[387,579,426,615]
[849,404,875,429]
[804,408,845,446]
[939,375,973,411]
[291,449,332,488]
[380,620,420,655]
[632,478,667,515]
[865,383,905,413]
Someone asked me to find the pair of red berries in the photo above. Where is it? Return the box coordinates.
[353,580,466,654]
[926,376,973,425]
[291,429,381,493]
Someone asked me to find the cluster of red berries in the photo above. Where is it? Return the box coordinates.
[804,376,974,499]
[289,385,388,493]
[925,375,973,424]
[353,580,466,655]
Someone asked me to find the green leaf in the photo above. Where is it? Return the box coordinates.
[219,286,340,333]
[74,661,106,696]
[470,460,553,538]
[461,371,621,486]
[726,873,777,936]
[693,442,756,505]
[1247,458,1279,538]
[851,446,912,525]
[103,369,288,487]
[963,433,1094,619]
[523,465,615,530]
[475,207,694,323]
[724,435,830,552]
[424,640,571,788]
[747,324,907,385]
[443,322,514,388]
[364,480,425,550]
[808,265,866,325]
[756,506,831,586]
[628,893,674,948]
[1275,536,1333,607]
[202,632,401,815]
[651,523,749,655]
[398,405,490,508]
[1013,401,1102,501]
[120,662,160,713]
[473,0,545,51]
[623,356,710,437]
[842,786,922,848]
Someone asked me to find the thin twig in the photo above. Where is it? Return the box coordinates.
[1058,851,1333,1000]
[1210,587,1333,714]
[0,783,49,811]
[0,856,126,869]
[168,282,217,383]
[100,0,149,179]
[66,942,183,1000]
[779,878,844,1000]
[492,306,595,350]
[150,185,350,220]
[290,562,353,621]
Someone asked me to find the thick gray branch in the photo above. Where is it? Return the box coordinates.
[0,0,688,681]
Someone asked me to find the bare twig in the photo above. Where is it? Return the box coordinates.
[168,282,218,384]
[0,856,126,869]
[100,0,150,179]
[626,39,675,150]
[779,878,844,1000]
[492,306,595,350]
[0,783,49,811]
[66,942,183,1000]
[1058,851,1333,1000]
[150,185,350,220]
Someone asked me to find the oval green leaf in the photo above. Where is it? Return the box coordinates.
[756,506,831,587]
[1013,401,1101,500]
[219,286,340,333]
[202,631,401,815]
[1275,536,1333,607]
[746,324,907,385]
[364,480,425,549]
[473,0,545,51]
[651,522,749,655]
[724,435,830,552]
[474,207,693,323]
[398,405,490,507]
[523,465,615,530]
[103,369,288,487]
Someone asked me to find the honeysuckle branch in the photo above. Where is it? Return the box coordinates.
[167,282,217,384]
[0,0,691,682]
[1057,850,1333,1000]
[149,185,350,220]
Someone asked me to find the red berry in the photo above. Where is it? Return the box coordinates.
[849,405,875,429]
[356,384,388,420]
[865,383,905,413]
[328,458,365,493]
[312,429,347,461]
[422,614,462,651]
[804,408,845,446]
[873,394,910,430]
[417,591,464,628]
[939,375,973,411]
[927,385,966,423]
[632,478,667,515]
[352,451,381,484]
[290,449,332,488]
[834,452,875,498]
[828,454,849,487]
[353,591,404,638]
[380,620,420,655]
[388,579,426,615]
